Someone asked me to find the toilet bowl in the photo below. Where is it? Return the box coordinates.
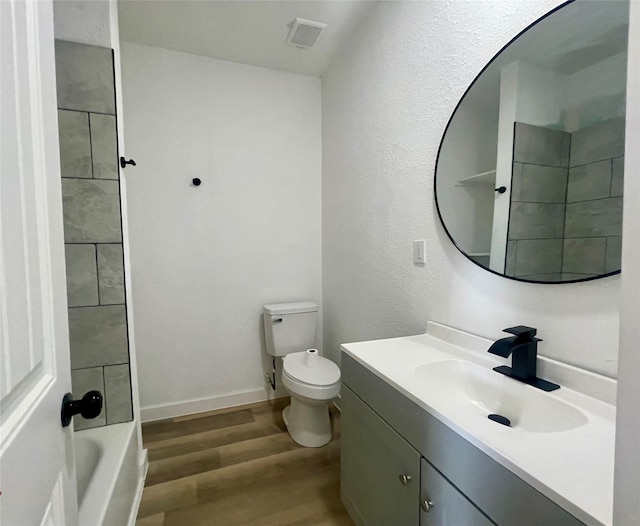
[262,302,341,448]
[281,350,341,447]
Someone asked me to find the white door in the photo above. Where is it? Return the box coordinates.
[0,1,78,525]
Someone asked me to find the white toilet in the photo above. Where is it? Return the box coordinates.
[263,302,340,447]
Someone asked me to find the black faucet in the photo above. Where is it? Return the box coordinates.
[488,326,559,392]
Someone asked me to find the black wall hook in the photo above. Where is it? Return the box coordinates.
[495,186,507,194]
[120,157,136,168]
[192,178,202,186]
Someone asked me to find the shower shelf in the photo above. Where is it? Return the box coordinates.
[455,169,496,186]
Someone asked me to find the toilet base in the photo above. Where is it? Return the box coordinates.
[282,397,332,448]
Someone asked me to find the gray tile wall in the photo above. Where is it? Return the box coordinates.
[506,119,624,282]
[563,118,624,278]
[56,40,133,430]
[507,124,569,280]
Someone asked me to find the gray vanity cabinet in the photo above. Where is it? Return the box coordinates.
[420,458,493,526]
[342,385,493,526]
[341,386,420,526]
[341,353,585,526]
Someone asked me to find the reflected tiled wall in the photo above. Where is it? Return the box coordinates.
[56,40,133,429]
[506,119,624,281]
[565,118,624,277]
[507,123,570,280]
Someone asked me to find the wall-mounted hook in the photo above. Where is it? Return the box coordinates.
[495,186,507,194]
[192,178,202,186]
[120,157,136,168]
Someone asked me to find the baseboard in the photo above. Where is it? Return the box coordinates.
[127,449,148,526]
[140,389,270,422]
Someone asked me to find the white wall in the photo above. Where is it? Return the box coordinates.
[120,43,322,419]
[613,1,640,522]
[563,51,627,132]
[53,0,111,48]
[322,0,620,378]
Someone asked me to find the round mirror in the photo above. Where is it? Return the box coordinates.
[435,0,628,283]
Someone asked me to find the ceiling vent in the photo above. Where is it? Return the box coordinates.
[285,18,328,48]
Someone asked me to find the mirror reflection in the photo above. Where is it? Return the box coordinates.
[435,0,628,283]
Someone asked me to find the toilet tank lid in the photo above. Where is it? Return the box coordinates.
[263,302,317,315]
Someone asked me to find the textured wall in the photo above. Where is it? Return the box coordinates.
[322,0,620,377]
[120,43,322,418]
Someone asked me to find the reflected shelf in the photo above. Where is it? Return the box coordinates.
[455,169,496,187]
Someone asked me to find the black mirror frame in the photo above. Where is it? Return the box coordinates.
[433,0,623,285]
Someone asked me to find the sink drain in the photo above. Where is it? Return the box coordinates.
[488,413,511,427]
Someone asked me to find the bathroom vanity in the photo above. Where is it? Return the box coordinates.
[340,322,616,526]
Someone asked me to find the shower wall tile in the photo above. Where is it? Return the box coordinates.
[58,39,132,428]
[62,179,122,243]
[567,160,611,203]
[511,163,567,203]
[65,244,98,307]
[605,236,622,273]
[90,113,119,180]
[519,273,564,282]
[513,123,570,167]
[564,197,623,238]
[58,110,92,178]
[505,240,517,276]
[104,364,133,424]
[508,202,565,240]
[97,244,125,305]
[570,117,625,167]
[514,238,563,276]
[562,238,606,275]
[611,156,624,197]
[55,40,115,115]
[69,305,129,369]
[561,273,597,280]
[510,163,523,201]
[71,367,107,429]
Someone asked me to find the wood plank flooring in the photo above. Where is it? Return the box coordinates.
[136,397,354,526]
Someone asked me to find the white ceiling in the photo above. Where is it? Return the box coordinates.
[118,0,378,77]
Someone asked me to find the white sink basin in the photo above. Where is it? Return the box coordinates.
[342,322,616,526]
[414,359,588,433]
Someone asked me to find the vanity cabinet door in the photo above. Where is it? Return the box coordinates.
[342,386,421,526]
[420,458,495,526]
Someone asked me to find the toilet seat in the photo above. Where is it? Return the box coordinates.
[282,369,340,402]
[283,353,340,386]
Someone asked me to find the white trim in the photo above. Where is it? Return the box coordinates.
[140,389,270,422]
[106,0,145,456]
[126,449,148,526]
[613,0,640,522]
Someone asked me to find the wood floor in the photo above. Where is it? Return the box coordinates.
[136,397,354,526]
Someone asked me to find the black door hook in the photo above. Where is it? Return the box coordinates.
[120,157,136,168]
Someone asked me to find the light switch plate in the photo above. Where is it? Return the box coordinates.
[413,239,426,265]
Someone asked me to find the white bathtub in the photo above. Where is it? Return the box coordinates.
[74,422,147,526]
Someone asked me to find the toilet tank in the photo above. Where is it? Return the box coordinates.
[263,302,317,357]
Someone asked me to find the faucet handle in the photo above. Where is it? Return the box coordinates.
[503,325,542,342]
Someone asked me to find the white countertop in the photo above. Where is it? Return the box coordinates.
[341,322,616,526]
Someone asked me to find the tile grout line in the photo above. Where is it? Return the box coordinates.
[102,365,109,425]
[87,112,95,179]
